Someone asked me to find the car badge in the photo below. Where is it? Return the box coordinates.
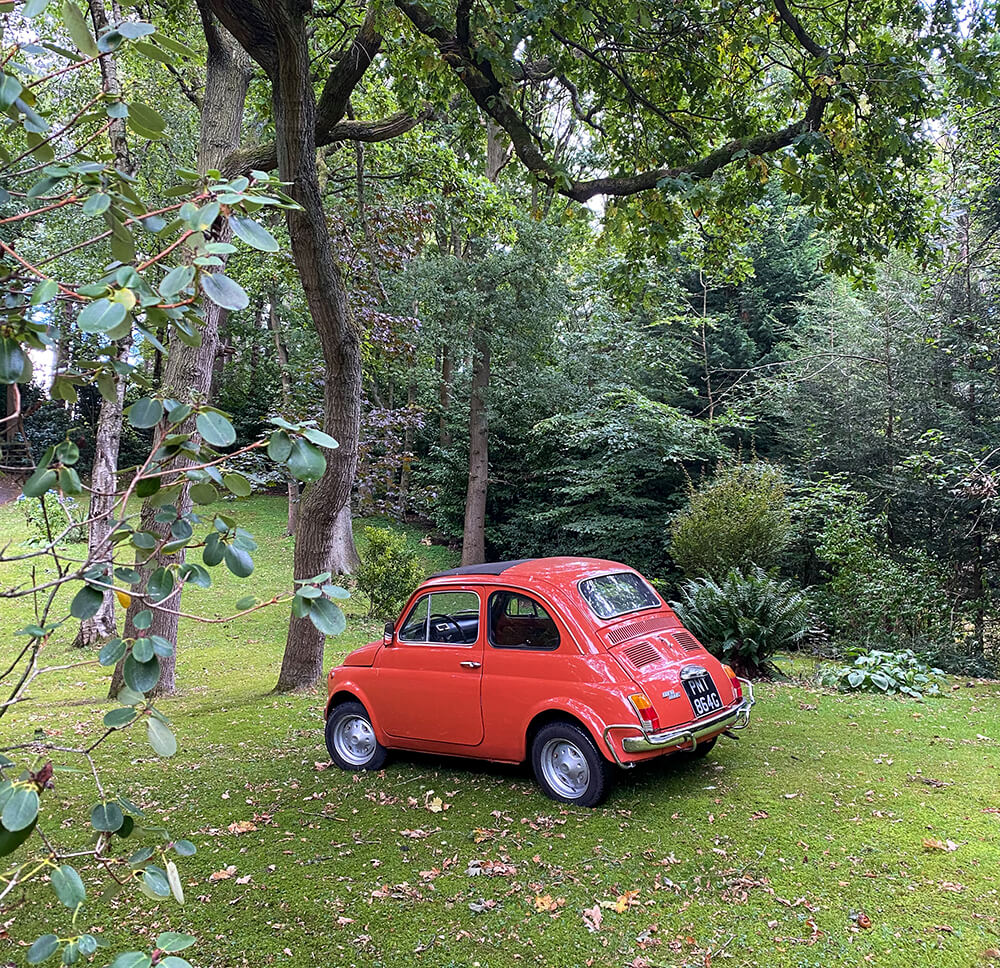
[662,689,682,700]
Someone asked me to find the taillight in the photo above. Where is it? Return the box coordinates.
[628,693,660,732]
[722,664,742,700]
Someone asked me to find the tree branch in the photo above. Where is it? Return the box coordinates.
[224,106,433,177]
[394,0,830,202]
[772,0,829,58]
[315,5,382,130]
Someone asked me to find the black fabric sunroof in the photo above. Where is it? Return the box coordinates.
[430,558,535,578]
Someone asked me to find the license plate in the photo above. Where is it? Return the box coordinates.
[682,674,723,718]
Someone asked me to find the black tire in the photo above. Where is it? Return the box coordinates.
[530,722,612,807]
[682,735,718,759]
[325,701,388,771]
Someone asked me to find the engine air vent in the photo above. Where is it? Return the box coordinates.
[671,630,701,653]
[622,641,660,668]
[606,615,671,645]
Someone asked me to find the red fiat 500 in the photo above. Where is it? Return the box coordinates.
[325,557,754,806]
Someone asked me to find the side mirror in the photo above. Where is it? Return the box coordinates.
[383,621,395,646]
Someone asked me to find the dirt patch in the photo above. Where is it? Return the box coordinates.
[0,473,24,506]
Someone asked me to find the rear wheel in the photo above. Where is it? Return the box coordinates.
[681,735,718,759]
[325,701,387,771]
[531,722,611,807]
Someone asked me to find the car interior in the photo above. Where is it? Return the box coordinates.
[396,589,561,649]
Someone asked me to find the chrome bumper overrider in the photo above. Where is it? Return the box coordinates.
[602,678,755,767]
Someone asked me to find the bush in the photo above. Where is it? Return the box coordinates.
[356,525,424,620]
[670,461,791,580]
[670,567,811,677]
[819,649,944,698]
[815,504,954,653]
[17,494,87,545]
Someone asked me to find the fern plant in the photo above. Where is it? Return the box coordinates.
[671,568,811,677]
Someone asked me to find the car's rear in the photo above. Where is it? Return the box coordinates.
[571,568,754,763]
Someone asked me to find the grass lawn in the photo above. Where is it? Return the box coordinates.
[2,495,999,967]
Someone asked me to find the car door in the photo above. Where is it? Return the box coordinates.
[374,588,485,746]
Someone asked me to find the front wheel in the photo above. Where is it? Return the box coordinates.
[531,722,611,807]
[325,701,388,771]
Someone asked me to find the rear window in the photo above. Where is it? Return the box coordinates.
[578,572,660,619]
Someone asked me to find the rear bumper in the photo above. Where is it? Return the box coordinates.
[602,678,755,765]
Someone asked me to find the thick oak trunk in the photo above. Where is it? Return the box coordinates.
[270,10,362,692]
[266,298,300,535]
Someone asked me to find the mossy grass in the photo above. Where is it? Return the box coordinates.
[2,497,999,966]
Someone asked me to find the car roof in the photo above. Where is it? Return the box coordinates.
[429,556,634,589]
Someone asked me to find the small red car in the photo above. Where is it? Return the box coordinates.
[325,557,754,806]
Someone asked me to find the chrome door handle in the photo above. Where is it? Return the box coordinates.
[459,661,481,669]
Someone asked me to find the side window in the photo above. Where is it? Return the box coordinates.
[427,591,480,644]
[397,591,481,644]
[488,591,560,651]
[398,594,430,642]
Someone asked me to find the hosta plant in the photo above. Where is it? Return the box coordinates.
[820,649,945,698]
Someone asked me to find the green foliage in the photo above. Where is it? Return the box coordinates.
[356,526,424,620]
[17,494,86,545]
[671,568,812,677]
[815,503,955,653]
[670,462,792,579]
[819,649,945,698]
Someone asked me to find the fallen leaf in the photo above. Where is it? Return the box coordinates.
[209,866,237,881]
[922,838,959,852]
[583,904,603,933]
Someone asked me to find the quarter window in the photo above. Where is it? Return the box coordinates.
[488,591,560,650]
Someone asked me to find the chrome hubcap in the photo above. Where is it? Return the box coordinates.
[540,738,590,799]
[333,715,376,766]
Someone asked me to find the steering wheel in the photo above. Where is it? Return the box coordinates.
[429,613,464,643]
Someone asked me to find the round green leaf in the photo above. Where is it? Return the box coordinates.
[0,336,29,384]
[127,397,163,429]
[158,264,195,299]
[229,214,279,252]
[62,0,98,55]
[98,637,127,666]
[143,865,171,896]
[267,430,291,462]
[132,637,154,662]
[27,934,59,965]
[173,839,197,856]
[109,954,152,968]
[308,597,346,637]
[102,707,136,729]
[196,410,236,447]
[156,932,195,953]
[223,544,253,578]
[128,100,166,132]
[22,467,57,498]
[70,585,104,620]
[122,653,160,694]
[0,816,37,857]
[287,438,326,482]
[147,566,174,603]
[3,788,39,832]
[91,801,124,832]
[189,482,218,505]
[200,272,249,311]
[133,608,152,630]
[50,863,86,908]
[223,472,252,497]
[78,298,127,334]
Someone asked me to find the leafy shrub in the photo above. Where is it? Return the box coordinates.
[670,567,811,677]
[356,525,424,620]
[670,461,791,580]
[815,504,954,653]
[17,494,86,545]
[819,649,945,698]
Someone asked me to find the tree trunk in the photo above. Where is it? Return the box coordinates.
[439,343,452,448]
[461,327,490,565]
[269,8,362,692]
[76,0,131,649]
[399,380,416,515]
[266,297,300,535]
[75,336,130,648]
[109,8,251,698]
